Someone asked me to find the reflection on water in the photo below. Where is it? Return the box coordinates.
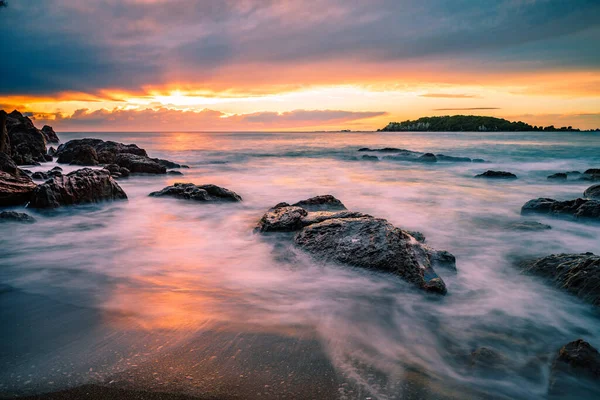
[1,131,599,399]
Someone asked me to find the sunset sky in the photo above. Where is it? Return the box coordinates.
[1,0,599,131]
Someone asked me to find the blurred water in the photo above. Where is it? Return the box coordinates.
[1,130,599,399]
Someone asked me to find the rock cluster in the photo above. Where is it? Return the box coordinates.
[521,198,600,221]
[149,183,242,202]
[475,170,517,179]
[357,147,485,163]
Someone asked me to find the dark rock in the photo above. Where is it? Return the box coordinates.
[0,110,9,155]
[41,125,59,143]
[470,347,508,371]
[291,195,346,211]
[436,154,472,162]
[32,167,63,180]
[472,159,486,163]
[47,146,56,156]
[115,153,166,174]
[518,253,600,307]
[103,164,130,178]
[149,183,242,202]
[584,184,600,199]
[28,168,127,209]
[55,138,147,165]
[407,231,426,243]
[256,206,309,233]
[0,170,37,206]
[549,339,600,397]
[428,249,457,271]
[361,155,379,161]
[548,173,568,181]
[521,198,600,221]
[585,169,600,175]
[567,171,581,175]
[151,158,188,169]
[0,151,18,174]
[5,110,48,165]
[70,145,98,166]
[167,170,183,175]
[509,221,552,231]
[31,171,49,180]
[0,211,36,223]
[358,147,414,153]
[417,153,437,162]
[475,170,517,179]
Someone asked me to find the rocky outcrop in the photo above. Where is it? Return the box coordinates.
[547,173,567,181]
[475,170,517,179]
[549,339,600,397]
[581,170,600,182]
[149,183,242,202]
[584,184,600,199]
[0,110,9,154]
[0,151,18,175]
[255,196,453,294]
[41,125,59,143]
[31,166,63,180]
[5,110,48,165]
[55,139,145,165]
[0,211,36,223]
[28,168,127,209]
[521,198,600,221]
[103,164,130,179]
[115,153,166,174]
[150,158,189,169]
[0,170,37,206]
[517,253,600,307]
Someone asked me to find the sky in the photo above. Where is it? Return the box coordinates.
[0,0,599,131]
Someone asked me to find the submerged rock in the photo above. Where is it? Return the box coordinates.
[475,170,517,179]
[417,153,437,163]
[0,170,37,206]
[256,196,453,294]
[149,183,242,202]
[509,221,552,231]
[521,198,600,221]
[517,253,600,307]
[0,211,36,223]
[151,158,189,169]
[470,347,508,371]
[361,155,379,161]
[548,173,568,181]
[28,168,127,209]
[436,154,472,162]
[549,339,600,397]
[167,170,184,175]
[584,184,600,199]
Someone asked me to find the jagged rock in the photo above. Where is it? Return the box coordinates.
[5,110,47,165]
[517,253,600,307]
[149,183,242,202]
[0,170,37,206]
[115,153,166,174]
[475,170,517,179]
[0,211,36,223]
[548,173,568,181]
[28,168,127,209]
[0,151,18,174]
[0,111,9,154]
[292,195,346,211]
[584,184,600,199]
[361,155,379,161]
[103,164,130,178]
[418,153,437,162]
[56,138,147,165]
[549,339,600,397]
[521,198,600,221]
[41,125,59,143]
[255,196,452,294]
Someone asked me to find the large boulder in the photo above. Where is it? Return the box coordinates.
[517,253,600,307]
[255,196,452,294]
[549,339,600,398]
[0,151,18,174]
[28,168,127,209]
[115,153,166,174]
[0,211,36,224]
[0,170,37,206]
[5,110,47,165]
[291,194,346,211]
[584,184,600,199]
[521,198,600,221]
[149,183,242,202]
[475,170,517,179]
[41,125,59,143]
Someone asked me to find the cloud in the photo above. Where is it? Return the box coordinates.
[0,0,599,96]
[29,107,386,131]
[420,94,479,98]
[433,107,501,111]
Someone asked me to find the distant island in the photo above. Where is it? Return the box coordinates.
[379,115,598,132]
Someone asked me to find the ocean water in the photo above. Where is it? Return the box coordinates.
[1,130,599,399]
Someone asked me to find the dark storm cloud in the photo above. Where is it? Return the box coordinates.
[1,0,599,95]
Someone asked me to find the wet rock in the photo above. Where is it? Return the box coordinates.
[585,169,600,175]
[167,170,183,175]
[115,153,166,174]
[549,339,600,397]
[472,158,486,163]
[41,125,59,143]
[28,168,127,209]
[584,184,600,199]
[548,173,568,181]
[418,153,437,162]
[428,249,457,271]
[0,211,36,223]
[5,110,48,165]
[517,253,600,307]
[291,195,346,211]
[0,170,37,206]
[509,221,552,231]
[358,147,414,153]
[0,151,18,174]
[361,155,379,161]
[47,146,56,156]
[470,347,508,371]
[475,170,517,179]
[71,145,99,166]
[103,164,130,179]
[436,154,472,162]
[31,166,64,180]
[151,158,188,169]
[521,198,600,221]
[0,111,9,154]
[256,196,451,294]
[407,230,426,243]
[149,183,242,202]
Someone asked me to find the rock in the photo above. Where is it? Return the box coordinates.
[0,151,18,174]
[585,169,600,175]
[255,196,450,294]
[417,153,437,162]
[549,339,600,397]
[167,170,183,175]
[28,168,127,209]
[0,170,37,206]
[47,146,56,156]
[521,198,600,221]
[428,249,457,271]
[103,164,130,178]
[291,195,346,211]
[358,147,414,153]
[70,145,99,166]
[55,138,148,165]
[149,183,242,202]
[41,125,59,143]
[509,221,552,231]
[472,158,486,163]
[475,170,517,179]
[5,110,48,165]
[548,173,568,181]
[0,110,9,154]
[114,153,166,174]
[0,211,36,223]
[407,231,426,243]
[361,155,379,161]
[470,347,508,371]
[584,184,600,199]
[151,158,188,169]
[517,253,600,307]
[436,154,472,162]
